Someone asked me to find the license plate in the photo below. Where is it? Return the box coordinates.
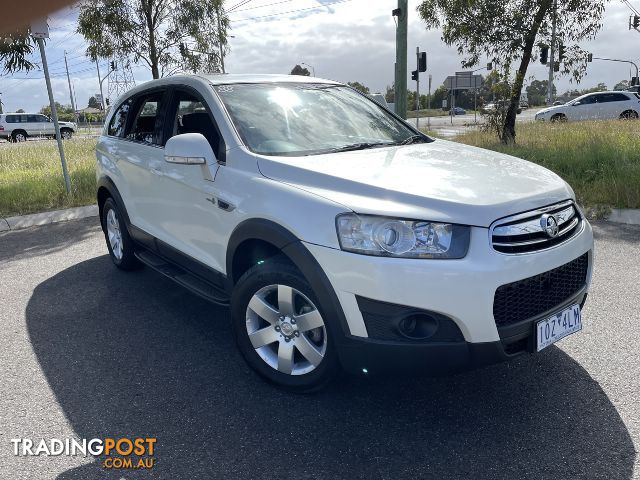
[536,304,582,352]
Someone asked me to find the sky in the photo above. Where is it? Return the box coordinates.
[1,0,640,113]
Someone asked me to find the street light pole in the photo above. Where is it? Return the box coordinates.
[96,60,114,111]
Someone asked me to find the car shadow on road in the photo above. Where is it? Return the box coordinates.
[26,256,635,480]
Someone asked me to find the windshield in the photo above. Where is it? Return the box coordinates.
[215,83,428,156]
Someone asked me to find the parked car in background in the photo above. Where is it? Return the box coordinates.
[96,74,593,391]
[536,91,640,122]
[553,101,564,106]
[0,113,76,142]
[481,102,522,115]
[450,106,466,115]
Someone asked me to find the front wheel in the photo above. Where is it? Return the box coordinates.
[101,198,141,271]
[231,260,339,392]
[620,110,639,120]
[60,129,73,139]
[551,114,567,123]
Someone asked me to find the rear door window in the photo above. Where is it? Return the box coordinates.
[107,98,133,138]
[126,91,167,145]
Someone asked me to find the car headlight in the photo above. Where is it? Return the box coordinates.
[336,213,470,259]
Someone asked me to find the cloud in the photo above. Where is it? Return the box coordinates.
[1,0,636,113]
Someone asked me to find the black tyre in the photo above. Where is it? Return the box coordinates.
[11,130,27,142]
[231,259,340,392]
[551,114,567,123]
[620,110,638,120]
[60,128,73,139]
[101,197,141,271]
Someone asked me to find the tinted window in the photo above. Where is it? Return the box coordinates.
[606,93,630,102]
[27,115,40,122]
[107,98,133,137]
[126,92,165,145]
[167,91,220,151]
[38,115,49,122]
[577,95,598,105]
[6,115,17,123]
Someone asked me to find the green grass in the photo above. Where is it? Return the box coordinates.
[454,120,640,209]
[0,139,97,217]
[406,109,453,118]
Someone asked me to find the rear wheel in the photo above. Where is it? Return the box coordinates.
[60,128,73,139]
[232,259,339,392]
[101,197,141,271]
[550,114,567,123]
[11,131,27,142]
[620,110,638,120]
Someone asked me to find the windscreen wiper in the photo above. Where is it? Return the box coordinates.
[326,142,394,153]
[397,134,430,145]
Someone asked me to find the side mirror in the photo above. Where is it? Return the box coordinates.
[165,133,215,165]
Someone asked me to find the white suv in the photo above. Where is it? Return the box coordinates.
[535,91,640,122]
[96,74,594,391]
[0,113,76,142]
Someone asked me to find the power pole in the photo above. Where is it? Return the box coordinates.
[427,74,432,130]
[36,37,71,194]
[393,0,408,119]
[415,47,420,129]
[216,4,226,73]
[64,51,76,115]
[0,92,3,114]
[547,0,557,105]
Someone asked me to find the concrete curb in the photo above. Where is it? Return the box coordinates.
[607,209,640,226]
[0,205,98,232]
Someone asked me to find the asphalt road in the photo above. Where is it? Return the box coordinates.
[0,218,638,479]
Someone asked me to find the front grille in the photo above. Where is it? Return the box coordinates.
[493,253,589,328]
[491,201,582,254]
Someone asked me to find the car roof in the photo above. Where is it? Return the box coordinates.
[198,73,342,86]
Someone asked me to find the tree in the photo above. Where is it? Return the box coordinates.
[613,80,629,91]
[78,0,229,79]
[418,0,610,144]
[347,81,370,94]
[88,96,101,109]
[526,79,556,106]
[290,64,310,76]
[15,108,25,113]
[0,30,37,74]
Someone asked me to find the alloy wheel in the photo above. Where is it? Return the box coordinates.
[106,208,123,260]
[245,284,327,376]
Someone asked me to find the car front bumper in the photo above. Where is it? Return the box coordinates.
[304,219,594,375]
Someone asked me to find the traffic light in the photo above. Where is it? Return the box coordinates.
[179,43,187,56]
[487,62,493,71]
[411,70,418,81]
[110,61,116,71]
[540,46,549,65]
[634,15,640,29]
[558,44,566,63]
[418,52,427,72]
[105,98,110,106]
[554,61,560,72]
[587,53,593,63]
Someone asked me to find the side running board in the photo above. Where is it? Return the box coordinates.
[135,249,229,306]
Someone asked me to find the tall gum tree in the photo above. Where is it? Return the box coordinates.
[418,0,610,144]
[78,0,229,79]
